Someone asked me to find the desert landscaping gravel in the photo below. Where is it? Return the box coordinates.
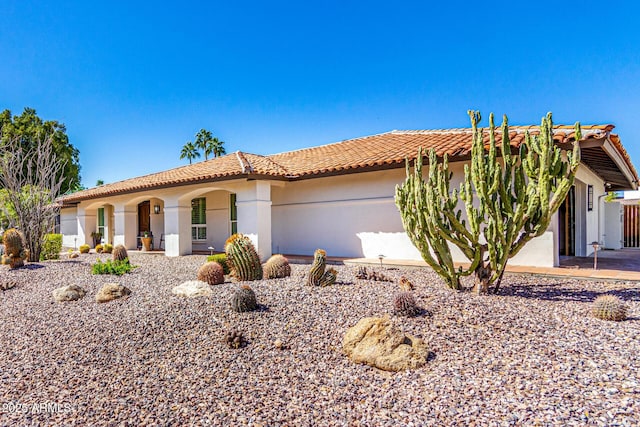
[0,253,638,426]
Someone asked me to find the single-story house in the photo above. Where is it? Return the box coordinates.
[58,124,638,267]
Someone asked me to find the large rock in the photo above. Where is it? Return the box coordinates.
[96,283,131,303]
[53,284,86,302]
[172,280,213,298]
[343,316,429,372]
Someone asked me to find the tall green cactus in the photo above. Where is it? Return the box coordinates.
[224,234,263,281]
[3,228,27,269]
[395,111,581,293]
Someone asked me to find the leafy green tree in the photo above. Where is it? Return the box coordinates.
[96,179,104,186]
[395,111,581,294]
[180,141,200,164]
[0,108,80,193]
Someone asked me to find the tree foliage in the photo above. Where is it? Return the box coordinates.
[181,129,226,163]
[0,108,81,193]
[395,111,581,293]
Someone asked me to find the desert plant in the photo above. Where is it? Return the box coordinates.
[398,276,414,291]
[592,295,627,321]
[40,233,62,261]
[263,254,291,279]
[198,261,225,285]
[112,244,128,262]
[306,249,338,286]
[79,244,90,254]
[395,111,581,293]
[231,285,258,312]
[393,291,421,317]
[224,234,262,281]
[223,328,245,349]
[207,253,230,274]
[95,244,104,253]
[355,266,391,282]
[103,243,113,254]
[92,258,134,275]
[2,228,27,268]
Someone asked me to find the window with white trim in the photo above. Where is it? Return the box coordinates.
[230,193,237,235]
[191,198,207,240]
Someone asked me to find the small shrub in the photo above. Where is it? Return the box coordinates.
[79,244,90,254]
[592,295,627,321]
[92,258,135,275]
[103,244,113,254]
[207,253,230,274]
[40,234,63,261]
[95,244,104,253]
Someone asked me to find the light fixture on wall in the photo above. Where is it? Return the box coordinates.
[154,204,161,215]
[587,185,594,211]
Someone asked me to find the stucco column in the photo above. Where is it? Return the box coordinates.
[163,205,192,256]
[236,181,272,260]
[76,208,96,247]
[113,204,137,249]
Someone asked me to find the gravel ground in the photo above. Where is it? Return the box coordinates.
[0,253,639,426]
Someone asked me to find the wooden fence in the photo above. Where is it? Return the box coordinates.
[624,205,640,248]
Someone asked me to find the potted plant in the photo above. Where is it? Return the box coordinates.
[90,231,102,248]
[141,231,152,252]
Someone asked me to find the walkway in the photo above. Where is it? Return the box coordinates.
[343,248,640,282]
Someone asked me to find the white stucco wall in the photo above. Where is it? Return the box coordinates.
[60,206,78,248]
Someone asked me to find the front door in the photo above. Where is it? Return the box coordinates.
[559,186,576,256]
[138,201,150,235]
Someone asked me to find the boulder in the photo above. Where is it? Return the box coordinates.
[171,280,213,298]
[53,284,86,302]
[343,316,429,372]
[96,283,131,303]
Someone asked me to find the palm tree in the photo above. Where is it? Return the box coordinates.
[195,129,214,160]
[180,141,200,164]
[210,137,226,158]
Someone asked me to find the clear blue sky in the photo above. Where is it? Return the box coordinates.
[1,1,639,188]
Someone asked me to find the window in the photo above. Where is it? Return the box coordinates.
[587,185,594,211]
[191,198,207,240]
[54,214,61,234]
[230,193,237,235]
[97,208,105,241]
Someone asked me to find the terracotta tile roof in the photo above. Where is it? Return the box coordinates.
[268,125,628,177]
[60,152,288,203]
[59,124,638,204]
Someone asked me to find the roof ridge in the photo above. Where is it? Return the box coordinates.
[235,151,254,174]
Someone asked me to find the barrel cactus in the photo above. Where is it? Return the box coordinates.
[231,285,258,312]
[263,254,291,279]
[198,261,225,285]
[103,244,113,254]
[113,244,128,262]
[95,244,104,253]
[3,228,27,269]
[224,234,262,281]
[592,295,627,321]
[306,249,338,286]
[393,291,420,317]
[79,244,90,254]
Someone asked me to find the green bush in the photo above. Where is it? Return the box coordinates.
[91,258,135,275]
[40,234,63,261]
[207,253,230,274]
